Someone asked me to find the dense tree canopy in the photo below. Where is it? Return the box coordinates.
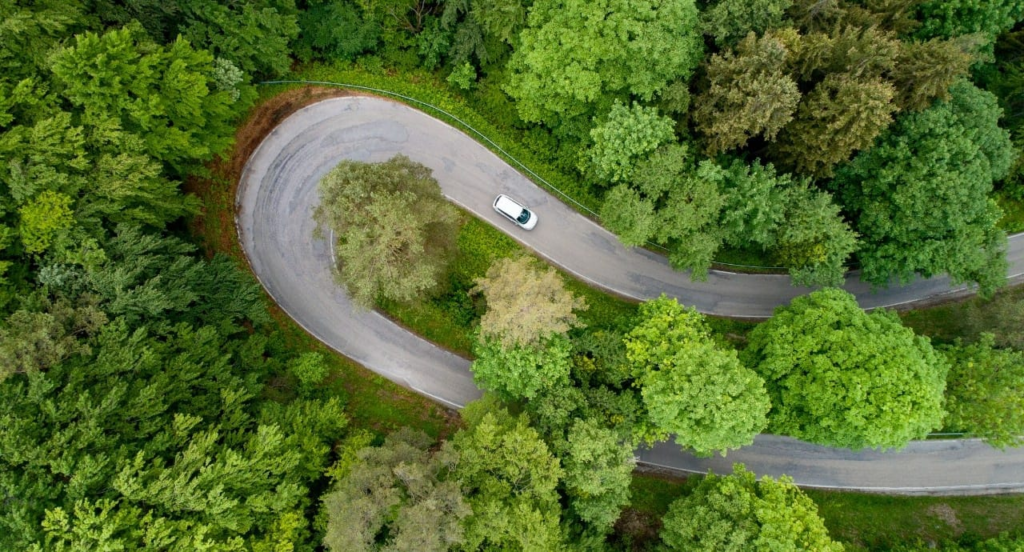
[743,289,948,450]
[505,0,703,127]
[915,0,1024,40]
[661,464,843,552]
[322,428,470,552]
[452,401,565,551]
[694,30,800,155]
[700,0,792,48]
[601,149,856,285]
[1,231,348,550]
[834,81,1015,296]
[49,23,240,174]
[3,1,1021,549]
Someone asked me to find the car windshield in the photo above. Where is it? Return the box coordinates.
[517,209,531,224]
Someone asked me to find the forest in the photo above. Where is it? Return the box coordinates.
[2,0,1024,550]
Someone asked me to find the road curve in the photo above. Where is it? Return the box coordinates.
[237,95,1024,494]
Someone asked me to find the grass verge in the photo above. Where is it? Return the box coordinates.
[623,473,1024,551]
[372,207,759,358]
[900,284,1024,349]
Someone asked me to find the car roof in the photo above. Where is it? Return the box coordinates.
[495,194,524,215]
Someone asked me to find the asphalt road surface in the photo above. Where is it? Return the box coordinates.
[237,95,1024,494]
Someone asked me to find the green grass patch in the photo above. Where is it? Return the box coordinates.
[805,489,1024,551]
[374,210,643,357]
[623,474,1024,551]
[900,285,1024,349]
[626,474,694,516]
[266,304,455,440]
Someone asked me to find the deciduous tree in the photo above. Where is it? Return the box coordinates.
[626,296,770,455]
[322,428,470,552]
[941,334,1024,449]
[774,183,858,287]
[558,419,634,532]
[49,23,240,175]
[472,256,586,348]
[471,334,573,400]
[314,155,459,308]
[743,289,948,450]
[505,0,703,126]
[586,101,675,183]
[660,464,843,552]
[452,402,565,551]
[834,81,1015,296]
[18,190,74,254]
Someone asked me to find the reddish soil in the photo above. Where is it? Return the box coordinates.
[186,86,368,256]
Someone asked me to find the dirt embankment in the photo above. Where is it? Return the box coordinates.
[186,86,363,256]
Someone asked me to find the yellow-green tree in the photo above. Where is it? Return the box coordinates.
[743,289,948,450]
[661,464,843,552]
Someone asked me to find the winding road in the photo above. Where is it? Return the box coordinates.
[237,95,1024,495]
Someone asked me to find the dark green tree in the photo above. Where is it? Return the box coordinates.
[775,72,897,177]
[743,289,948,450]
[0,0,95,81]
[693,30,801,155]
[774,183,858,287]
[176,0,299,78]
[892,37,975,111]
[834,81,1015,296]
[295,0,379,62]
[915,0,1024,40]
[701,0,793,47]
[322,428,470,552]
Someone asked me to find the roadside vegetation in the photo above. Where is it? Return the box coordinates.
[2,0,1024,551]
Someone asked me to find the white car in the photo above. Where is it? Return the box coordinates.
[493,194,538,230]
